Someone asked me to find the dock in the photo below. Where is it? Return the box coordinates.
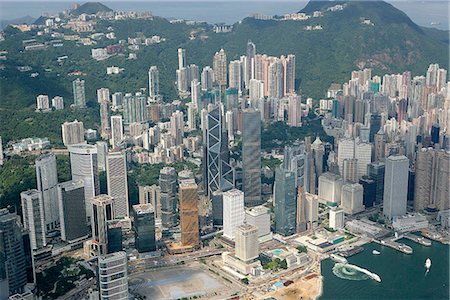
[404,233,431,246]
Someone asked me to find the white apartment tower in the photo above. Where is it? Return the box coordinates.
[20,190,46,250]
[36,153,59,231]
[223,189,245,240]
[106,152,129,219]
[62,120,85,146]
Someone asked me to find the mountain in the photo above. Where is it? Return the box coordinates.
[0,16,36,30]
[71,2,113,16]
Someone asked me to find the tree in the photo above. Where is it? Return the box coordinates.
[297,245,308,253]
[241,278,249,285]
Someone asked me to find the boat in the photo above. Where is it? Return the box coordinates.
[330,254,348,264]
[372,250,380,255]
[425,258,432,270]
[346,264,382,283]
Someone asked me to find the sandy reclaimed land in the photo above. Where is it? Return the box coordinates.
[260,274,323,300]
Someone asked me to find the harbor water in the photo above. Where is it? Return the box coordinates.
[320,239,449,299]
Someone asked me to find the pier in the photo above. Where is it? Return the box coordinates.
[404,233,431,246]
[373,239,413,254]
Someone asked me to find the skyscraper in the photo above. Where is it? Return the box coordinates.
[96,141,108,172]
[20,190,46,250]
[91,195,115,256]
[177,48,186,70]
[246,40,256,86]
[206,106,234,198]
[296,186,307,233]
[97,88,111,139]
[170,110,184,145]
[274,166,297,236]
[414,148,450,212]
[35,153,59,231]
[383,155,409,220]
[267,58,284,99]
[288,93,301,127]
[61,120,85,146]
[68,144,100,220]
[213,49,227,86]
[229,60,242,93]
[355,139,372,179]
[341,182,365,214]
[368,161,385,205]
[235,223,259,262]
[36,94,50,111]
[148,66,160,99]
[57,180,88,243]
[201,66,214,91]
[242,109,262,206]
[283,54,296,95]
[223,189,245,240]
[179,180,200,247]
[123,93,147,124]
[106,152,129,219]
[0,208,27,295]
[159,167,177,229]
[110,115,124,148]
[97,251,128,300]
[132,204,156,252]
[72,78,86,108]
[191,78,201,111]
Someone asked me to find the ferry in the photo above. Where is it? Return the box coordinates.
[425,258,432,270]
[372,250,380,255]
[330,254,348,264]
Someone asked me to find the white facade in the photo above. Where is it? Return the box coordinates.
[383,155,409,220]
[36,94,50,111]
[68,144,99,220]
[223,189,245,240]
[51,96,64,110]
[392,214,429,232]
[98,251,128,300]
[329,207,344,230]
[110,115,124,148]
[337,138,355,174]
[106,152,129,218]
[355,140,372,178]
[318,172,343,205]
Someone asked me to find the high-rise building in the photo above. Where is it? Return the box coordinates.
[355,140,372,178]
[122,93,147,124]
[342,158,358,183]
[62,120,85,146]
[138,185,161,221]
[111,92,123,109]
[52,96,64,110]
[288,93,302,127]
[274,166,297,236]
[0,136,4,166]
[267,58,284,99]
[369,114,381,142]
[223,189,245,240]
[110,115,124,148]
[97,251,128,300]
[201,66,214,91]
[106,152,129,219]
[341,182,365,215]
[96,141,108,172]
[148,66,160,99]
[72,78,86,108]
[57,180,89,243]
[177,48,186,70]
[206,106,234,198]
[235,223,259,262]
[296,186,307,233]
[107,220,123,254]
[318,172,343,206]
[68,144,100,220]
[176,67,189,93]
[179,180,200,247]
[170,110,184,145]
[213,49,227,86]
[414,148,450,212]
[35,153,59,231]
[229,60,242,93]
[329,207,344,230]
[159,167,177,229]
[383,155,409,220]
[337,138,355,175]
[20,190,46,250]
[97,88,111,139]
[368,161,385,205]
[374,131,386,162]
[211,191,224,226]
[91,195,115,256]
[191,78,201,111]
[0,208,27,296]
[359,177,376,208]
[132,204,156,252]
[242,109,262,206]
[249,79,264,102]
[245,206,271,239]
[36,95,50,111]
[283,54,296,95]
[246,40,256,86]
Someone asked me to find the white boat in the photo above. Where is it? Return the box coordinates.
[330,254,348,264]
[425,258,431,269]
[372,250,380,255]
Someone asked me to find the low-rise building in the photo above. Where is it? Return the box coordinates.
[392,214,429,232]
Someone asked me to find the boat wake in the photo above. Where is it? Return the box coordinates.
[332,263,370,281]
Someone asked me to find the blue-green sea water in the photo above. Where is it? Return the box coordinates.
[320,239,449,299]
